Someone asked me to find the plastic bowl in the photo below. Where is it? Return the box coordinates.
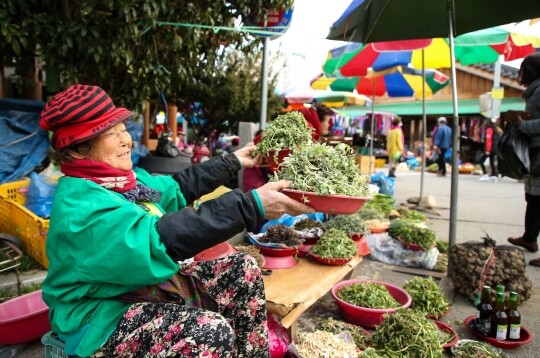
[309,253,353,266]
[257,245,297,257]
[331,279,412,329]
[266,148,291,173]
[349,232,365,241]
[194,242,237,261]
[282,189,371,215]
[297,243,314,257]
[0,290,51,345]
[434,320,460,349]
[262,255,298,269]
[355,237,371,256]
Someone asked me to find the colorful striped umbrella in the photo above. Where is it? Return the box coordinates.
[311,66,450,99]
[284,89,371,108]
[323,26,540,78]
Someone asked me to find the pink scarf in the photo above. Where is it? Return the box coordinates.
[60,159,136,193]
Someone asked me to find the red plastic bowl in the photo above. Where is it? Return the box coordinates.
[396,236,434,251]
[434,320,460,349]
[257,245,297,257]
[262,255,298,269]
[464,315,533,349]
[368,226,389,234]
[331,279,412,329]
[282,189,371,215]
[194,242,237,261]
[349,233,365,241]
[297,243,314,257]
[355,237,371,256]
[266,148,291,173]
[309,253,353,266]
[0,290,51,345]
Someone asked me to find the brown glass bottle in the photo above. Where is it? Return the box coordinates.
[507,291,521,340]
[476,286,492,319]
[490,291,508,340]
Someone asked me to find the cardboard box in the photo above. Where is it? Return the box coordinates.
[355,155,375,174]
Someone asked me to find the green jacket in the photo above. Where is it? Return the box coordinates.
[42,155,261,356]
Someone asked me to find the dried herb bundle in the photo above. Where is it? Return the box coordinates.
[273,143,370,197]
[234,246,265,268]
[451,340,508,358]
[337,282,400,309]
[294,218,324,231]
[316,317,371,350]
[309,228,357,259]
[259,224,302,247]
[369,309,444,358]
[402,277,449,317]
[253,111,313,157]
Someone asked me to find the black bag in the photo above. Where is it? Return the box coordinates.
[496,124,530,179]
[156,132,180,157]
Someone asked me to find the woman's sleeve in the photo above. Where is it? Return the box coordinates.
[156,189,262,261]
[172,153,241,204]
[519,119,540,135]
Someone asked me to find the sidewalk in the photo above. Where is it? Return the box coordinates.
[4,169,539,357]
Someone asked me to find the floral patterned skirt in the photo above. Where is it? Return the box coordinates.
[91,253,269,357]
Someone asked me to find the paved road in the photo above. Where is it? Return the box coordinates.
[8,169,540,357]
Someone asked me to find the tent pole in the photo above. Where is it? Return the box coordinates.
[369,81,375,177]
[447,0,460,275]
[420,49,426,202]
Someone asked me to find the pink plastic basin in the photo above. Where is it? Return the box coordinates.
[331,279,412,329]
[0,290,51,345]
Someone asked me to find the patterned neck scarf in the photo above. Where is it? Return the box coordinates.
[61,159,161,202]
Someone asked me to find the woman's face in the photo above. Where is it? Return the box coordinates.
[87,122,133,170]
[320,115,332,136]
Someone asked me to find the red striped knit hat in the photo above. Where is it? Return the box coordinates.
[39,84,132,149]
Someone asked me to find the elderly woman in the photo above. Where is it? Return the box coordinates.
[39,84,313,357]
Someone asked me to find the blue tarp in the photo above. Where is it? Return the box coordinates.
[0,99,49,184]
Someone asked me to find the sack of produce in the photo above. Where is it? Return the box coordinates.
[449,242,532,303]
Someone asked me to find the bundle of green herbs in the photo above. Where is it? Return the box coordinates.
[272,143,370,196]
[293,218,325,231]
[324,214,369,235]
[316,317,371,350]
[402,277,450,318]
[368,309,444,358]
[253,111,313,158]
[358,194,394,218]
[451,340,509,358]
[396,207,427,222]
[337,282,400,309]
[309,228,357,259]
[388,219,437,251]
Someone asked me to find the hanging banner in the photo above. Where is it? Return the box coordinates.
[247,8,293,39]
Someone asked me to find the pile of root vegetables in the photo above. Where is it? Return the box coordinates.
[449,242,532,303]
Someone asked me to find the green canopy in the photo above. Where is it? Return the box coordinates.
[336,97,525,117]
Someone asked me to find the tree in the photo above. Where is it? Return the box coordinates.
[180,45,284,143]
[0,0,292,108]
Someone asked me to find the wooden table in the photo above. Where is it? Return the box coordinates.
[263,255,362,338]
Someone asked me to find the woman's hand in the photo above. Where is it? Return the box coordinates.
[254,180,315,219]
[234,143,262,168]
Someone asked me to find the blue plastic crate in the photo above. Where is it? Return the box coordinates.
[41,331,67,358]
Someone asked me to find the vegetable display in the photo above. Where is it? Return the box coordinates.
[402,277,450,318]
[309,228,357,259]
[367,309,444,358]
[388,219,436,251]
[337,282,400,309]
[253,111,313,158]
[272,143,370,197]
[294,218,324,231]
[451,339,509,358]
[396,207,427,222]
[293,330,358,358]
[316,317,371,350]
[360,194,395,217]
[324,214,369,235]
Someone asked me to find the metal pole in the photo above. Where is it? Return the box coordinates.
[447,0,460,275]
[259,37,269,130]
[420,49,426,202]
[369,84,376,178]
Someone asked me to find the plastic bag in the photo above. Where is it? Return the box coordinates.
[155,132,180,157]
[25,171,58,218]
[267,313,290,358]
[370,172,395,197]
[496,123,530,179]
[259,213,326,233]
[365,233,439,270]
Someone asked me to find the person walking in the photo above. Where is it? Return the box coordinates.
[478,119,502,182]
[386,117,404,178]
[433,117,452,177]
[507,53,540,267]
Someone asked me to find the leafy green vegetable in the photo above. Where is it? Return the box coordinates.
[324,214,368,235]
[370,309,444,358]
[435,240,449,253]
[337,282,400,309]
[402,277,450,317]
[253,111,313,158]
[273,143,370,196]
[397,207,427,222]
[309,228,357,259]
[388,219,437,251]
[452,340,509,358]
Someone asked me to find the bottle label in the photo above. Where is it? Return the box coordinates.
[509,324,521,339]
[496,325,507,340]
